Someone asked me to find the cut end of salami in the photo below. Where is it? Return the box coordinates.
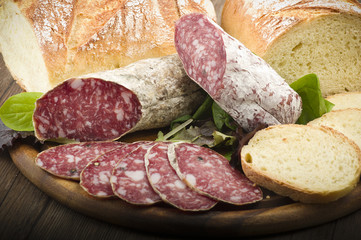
[175,13,302,132]
[33,78,142,142]
[168,142,263,205]
[175,14,226,97]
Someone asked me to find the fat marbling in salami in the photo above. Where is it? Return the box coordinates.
[174,13,302,132]
[145,142,217,211]
[168,142,263,205]
[80,142,145,198]
[33,78,142,141]
[35,141,123,180]
[110,142,161,205]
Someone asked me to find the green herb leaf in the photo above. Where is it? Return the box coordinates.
[192,95,213,120]
[0,92,43,131]
[212,101,236,131]
[290,73,334,124]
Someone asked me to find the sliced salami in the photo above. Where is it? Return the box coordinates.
[145,142,217,211]
[174,13,302,132]
[33,78,142,142]
[80,142,145,198]
[35,141,123,180]
[168,142,263,205]
[110,142,162,205]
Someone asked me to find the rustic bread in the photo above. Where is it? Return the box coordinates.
[241,124,361,203]
[221,0,361,96]
[308,109,361,150]
[326,92,361,110]
[0,0,216,92]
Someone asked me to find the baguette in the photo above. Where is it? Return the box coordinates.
[241,124,361,203]
[221,0,361,96]
[0,0,216,92]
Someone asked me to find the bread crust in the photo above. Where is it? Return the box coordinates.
[0,0,216,92]
[221,0,361,56]
[240,124,361,203]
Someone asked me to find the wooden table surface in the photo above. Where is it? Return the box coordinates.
[2,0,361,238]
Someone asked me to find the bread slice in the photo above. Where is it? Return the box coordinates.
[326,92,361,110]
[240,124,361,203]
[221,0,361,96]
[308,109,361,151]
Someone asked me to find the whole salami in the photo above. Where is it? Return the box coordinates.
[168,142,263,205]
[33,78,142,142]
[174,13,302,132]
[145,142,217,211]
[80,142,145,198]
[35,141,123,180]
[110,142,162,205]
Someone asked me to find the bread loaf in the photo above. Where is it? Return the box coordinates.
[221,0,361,96]
[241,124,361,203]
[326,92,361,110]
[0,0,216,92]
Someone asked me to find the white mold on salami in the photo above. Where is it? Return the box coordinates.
[80,142,145,198]
[33,78,142,142]
[80,54,206,132]
[110,142,162,205]
[168,142,263,205]
[174,13,302,132]
[35,141,123,180]
[144,142,217,211]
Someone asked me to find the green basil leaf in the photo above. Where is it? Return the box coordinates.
[290,73,334,124]
[212,101,235,131]
[0,92,43,131]
[170,115,192,129]
[192,95,213,120]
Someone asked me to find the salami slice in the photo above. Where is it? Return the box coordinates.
[33,78,142,142]
[35,141,123,180]
[145,142,217,211]
[168,142,263,205]
[174,13,302,132]
[110,142,162,205]
[80,142,145,198]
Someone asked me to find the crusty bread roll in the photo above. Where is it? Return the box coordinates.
[326,92,361,110]
[0,0,216,92]
[308,109,361,150]
[241,124,361,203]
[221,0,361,96]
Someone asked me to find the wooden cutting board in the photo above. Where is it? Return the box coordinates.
[8,130,361,237]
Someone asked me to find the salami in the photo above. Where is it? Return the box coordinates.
[35,141,123,180]
[168,142,263,205]
[110,142,162,205]
[33,78,142,142]
[174,13,302,132]
[81,54,206,132]
[80,142,145,198]
[145,142,217,211]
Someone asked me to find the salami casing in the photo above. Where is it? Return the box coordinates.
[110,142,162,205]
[145,142,217,211]
[35,141,123,180]
[80,142,145,198]
[174,13,302,132]
[168,142,263,205]
[33,78,142,141]
[81,54,206,132]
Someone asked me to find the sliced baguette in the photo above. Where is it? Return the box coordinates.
[326,92,361,111]
[240,124,361,203]
[308,109,361,151]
